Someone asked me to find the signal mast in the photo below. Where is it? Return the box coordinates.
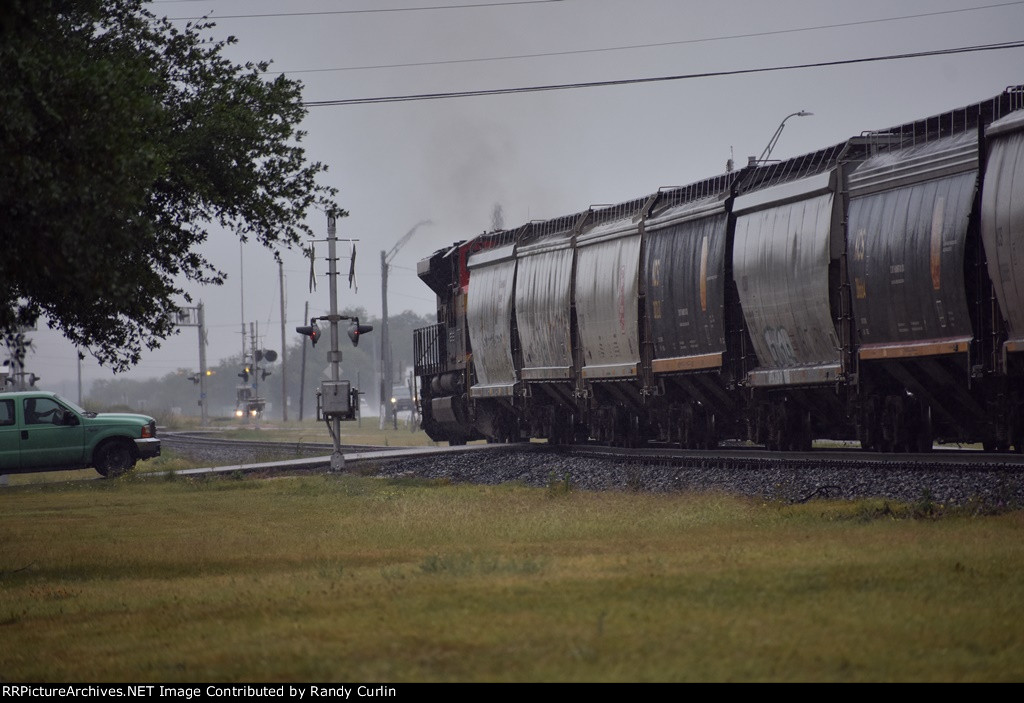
[295,212,372,470]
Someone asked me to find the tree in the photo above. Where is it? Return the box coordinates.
[0,0,340,371]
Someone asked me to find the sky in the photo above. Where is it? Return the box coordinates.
[20,0,1024,398]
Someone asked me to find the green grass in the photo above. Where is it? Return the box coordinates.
[196,417,442,447]
[0,449,216,487]
[1,475,1022,682]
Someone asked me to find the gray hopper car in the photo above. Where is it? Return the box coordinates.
[413,86,1024,453]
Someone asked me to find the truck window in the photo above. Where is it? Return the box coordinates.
[0,399,13,426]
[23,397,62,425]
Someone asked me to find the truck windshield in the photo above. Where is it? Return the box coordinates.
[55,395,95,418]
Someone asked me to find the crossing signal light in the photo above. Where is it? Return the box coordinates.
[347,320,373,347]
[296,321,322,347]
[238,366,250,382]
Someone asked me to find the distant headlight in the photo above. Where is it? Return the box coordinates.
[234,409,244,417]
[391,397,397,404]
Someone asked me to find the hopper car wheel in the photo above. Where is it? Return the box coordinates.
[982,438,1008,453]
[788,409,812,452]
[859,397,883,452]
[881,396,909,453]
[1012,409,1024,453]
[703,413,718,450]
[626,414,642,449]
[679,405,695,449]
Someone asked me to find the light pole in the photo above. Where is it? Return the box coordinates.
[758,110,813,163]
[380,220,432,429]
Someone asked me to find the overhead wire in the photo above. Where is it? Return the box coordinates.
[167,0,565,21]
[302,40,1024,106]
[264,1,1024,75]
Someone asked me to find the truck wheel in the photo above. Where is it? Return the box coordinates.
[94,440,137,478]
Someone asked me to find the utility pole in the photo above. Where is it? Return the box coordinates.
[240,241,246,365]
[198,303,208,427]
[299,300,308,421]
[279,261,288,422]
[380,249,390,430]
[380,220,432,429]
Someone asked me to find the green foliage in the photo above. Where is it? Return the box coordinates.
[0,0,338,370]
[547,470,572,498]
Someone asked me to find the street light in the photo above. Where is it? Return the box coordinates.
[380,220,432,430]
[758,110,813,163]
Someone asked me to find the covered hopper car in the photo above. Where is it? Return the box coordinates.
[413,86,1024,452]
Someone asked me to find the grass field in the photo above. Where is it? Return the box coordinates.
[210,417,443,448]
[0,418,438,487]
[1,471,1022,682]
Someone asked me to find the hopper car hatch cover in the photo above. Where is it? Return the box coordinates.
[981,109,1024,355]
[848,132,978,360]
[467,243,518,397]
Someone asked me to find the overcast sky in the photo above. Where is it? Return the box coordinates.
[22,0,1024,397]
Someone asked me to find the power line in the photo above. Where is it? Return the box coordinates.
[168,0,564,21]
[269,1,1024,75]
[303,41,1024,107]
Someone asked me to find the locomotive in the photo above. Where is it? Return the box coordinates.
[412,85,1024,453]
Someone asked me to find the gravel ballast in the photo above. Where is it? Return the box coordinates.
[370,447,1024,508]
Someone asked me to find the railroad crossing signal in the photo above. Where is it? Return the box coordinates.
[348,319,373,347]
[296,321,322,347]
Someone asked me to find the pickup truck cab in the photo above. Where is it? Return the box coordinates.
[0,391,160,477]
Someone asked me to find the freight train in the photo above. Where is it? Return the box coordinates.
[412,86,1024,453]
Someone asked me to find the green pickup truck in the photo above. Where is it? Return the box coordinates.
[0,391,160,477]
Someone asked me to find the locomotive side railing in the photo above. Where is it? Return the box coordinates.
[414,323,446,377]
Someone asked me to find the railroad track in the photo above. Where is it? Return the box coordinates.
[161,432,386,457]
[149,434,1024,507]
[565,442,1024,473]
[162,432,1024,474]
[365,442,1024,507]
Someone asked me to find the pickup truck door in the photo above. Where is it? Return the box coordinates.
[19,397,86,469]
[0,399,19,471]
